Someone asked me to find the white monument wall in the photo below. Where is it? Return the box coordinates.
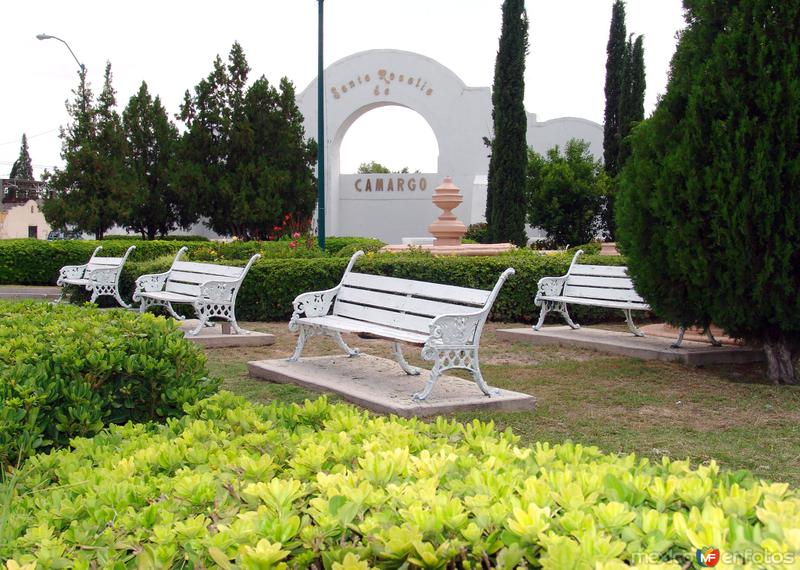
[297,49,603,243]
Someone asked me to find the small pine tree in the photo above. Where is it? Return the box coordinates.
[176,43,317,239]
[45,63,129,239]
[485,0,529,246]
[121,82,180,239]
[9,134,34,180]
[617,0,800,384]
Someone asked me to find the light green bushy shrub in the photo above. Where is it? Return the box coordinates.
[3,391,798,568]
[0,302,219,467]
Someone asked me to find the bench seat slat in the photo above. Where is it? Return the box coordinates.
[137,290,198,303]
[570,264,630,278]
[169,270,224,285]
[61,278,90,286]
[566,275,636,289]
[337,286,478,318]
[342,272,489,306]
[173,261,244,278]
[335,301,433,334]
[166,282,202,297]
[539,294,649,311]
[87,258,124,269]
[298,315,429,345]
[563,284,646,303]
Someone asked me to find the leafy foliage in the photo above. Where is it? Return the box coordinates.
[176,43,317,240]
[356,161,410,174]
[485,0,529,246]
[0,302,217,467]
[44,63,130,239]
[120,81,182,239]
[616,0,800,382]
[9,134,33,180]
[526,139,608,248]
[3,391,799,567]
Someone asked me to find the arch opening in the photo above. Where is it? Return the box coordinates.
[338,105,440,174]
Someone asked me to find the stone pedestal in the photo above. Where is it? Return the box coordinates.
[600,242,620,256]
[428,177,467,246]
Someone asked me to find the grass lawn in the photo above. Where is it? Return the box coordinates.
[205,320,800,487]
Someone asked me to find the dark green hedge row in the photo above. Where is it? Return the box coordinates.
[112,251,627,324]
[0,237,387,285]
[101,235,210,241]
[0,302,219,468]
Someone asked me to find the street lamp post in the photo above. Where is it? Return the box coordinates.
[36,33,85,75]
[317,0,326,251]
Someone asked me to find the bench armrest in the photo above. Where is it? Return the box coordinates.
[289,287,339,331]
[425,310,486,348]
[534,276,568,306]
[198,279,239,303]
[85,267,119,285]
[133,271,170,301]
[57,264,87,285]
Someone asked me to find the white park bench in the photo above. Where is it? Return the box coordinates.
[288,250,515,401]
[132,246,260,336]
[57,245,136,308]
[533,249,650,336]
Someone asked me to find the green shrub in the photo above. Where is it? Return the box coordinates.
[3,391,798,568]
[324,236,386,255]
[464,222,490,243]
[0,302,218,467]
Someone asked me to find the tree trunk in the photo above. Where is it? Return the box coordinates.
[763,338,798,385]
[147,228,157,240]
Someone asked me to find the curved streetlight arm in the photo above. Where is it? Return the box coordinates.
[37,33,85,74]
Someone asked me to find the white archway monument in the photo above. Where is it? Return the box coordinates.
[297,49,602,243]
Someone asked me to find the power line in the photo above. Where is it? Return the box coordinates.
[0,129,60,147]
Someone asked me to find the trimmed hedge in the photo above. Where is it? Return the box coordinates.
[0,237,387,285]
[3,391,798,568]
[0,302,219,468]
[101,235,211,241]
[116,250,627,324]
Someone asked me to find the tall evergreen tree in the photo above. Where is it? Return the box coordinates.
[617,0,800,384]
[618,35,646,167]
[45,63,129,239]
[9,134,34,180]
[177,43,316,239]
[485,0,529,246]
[121,82,181,239]
[603,0,627,178]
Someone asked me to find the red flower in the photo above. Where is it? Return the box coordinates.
[273,226,281,232]
[289,241,297,249]
[292,232,301,239]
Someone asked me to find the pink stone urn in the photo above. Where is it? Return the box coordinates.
[428,176,467,246]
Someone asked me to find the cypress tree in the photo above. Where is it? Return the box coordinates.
[617,0,800,384]
[603,0,627,178]
[618,35,646,167]
[485,0,529,246]
[9,134,34,180]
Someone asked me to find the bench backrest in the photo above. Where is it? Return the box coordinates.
[332,251,513,335]
[85,245,135,273]
[563,251,647,305]
[164,247,259,298]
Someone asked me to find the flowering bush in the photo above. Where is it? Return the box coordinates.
[3,392,799,568]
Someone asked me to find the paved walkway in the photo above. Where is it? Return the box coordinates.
[0,285,60,300]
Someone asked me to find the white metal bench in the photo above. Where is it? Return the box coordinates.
[288,250,515,401]
[57,245,136,308]
[533,249,650,336]
[133,247,260,336]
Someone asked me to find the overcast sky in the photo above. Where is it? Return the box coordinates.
[1,0,686,179]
